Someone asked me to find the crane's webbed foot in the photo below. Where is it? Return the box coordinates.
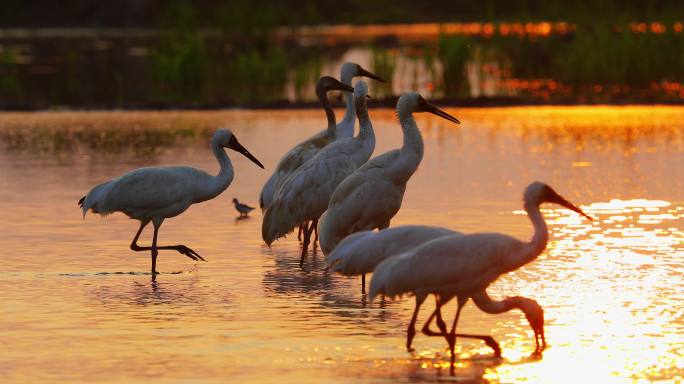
[174,245,205,261]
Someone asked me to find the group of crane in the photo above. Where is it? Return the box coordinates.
[79,61,593,370]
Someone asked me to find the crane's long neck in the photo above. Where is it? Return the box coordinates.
[471,292,534,322]
[471,291,517,314]
[203,139,234,201]
[396,106,424,175]
[317,87,337,136]
[506,201,548,272]
[356,96,375,143]
[338,72,356,137]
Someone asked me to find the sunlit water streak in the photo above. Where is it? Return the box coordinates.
[1,106,683,383]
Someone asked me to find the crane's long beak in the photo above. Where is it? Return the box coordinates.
[423,101,461,125]
[553,194,593,221]
[230,139,264,169]
[357,66,387,83]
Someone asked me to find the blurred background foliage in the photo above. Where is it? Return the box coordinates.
[0,0,683,108]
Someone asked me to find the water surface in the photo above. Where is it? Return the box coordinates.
[1,107,683,383]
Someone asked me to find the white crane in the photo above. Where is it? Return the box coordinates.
[318,92,460,256]
[78,128,264,279]
[327,225,545,355]
[263,80,375,265]
[327,225,458,293]
[369,182,591,369]
[259,63,385,211]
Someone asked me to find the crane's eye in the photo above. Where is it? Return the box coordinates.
[417,97,429,111]
[228,135,238,148]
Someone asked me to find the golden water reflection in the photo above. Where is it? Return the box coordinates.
[487,199,684,383]
[0,107,683,383]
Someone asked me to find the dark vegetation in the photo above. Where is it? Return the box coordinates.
[0,1,683,108]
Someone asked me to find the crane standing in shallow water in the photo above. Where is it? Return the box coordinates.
[79,128,264,279]
[318,92,460,277]
[327,225,546,355]
[369,182,591,371]
[263,80,375,265]
[259,63,385,212]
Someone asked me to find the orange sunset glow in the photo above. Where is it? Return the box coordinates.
[3,1,684,382]
[2,106,683,382]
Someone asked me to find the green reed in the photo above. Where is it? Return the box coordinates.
[371,47,396,99]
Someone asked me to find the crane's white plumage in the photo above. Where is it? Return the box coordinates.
[259,63,385,210]
[327,225,459,276]
[318,92,460,255]
[370,182,592,301]
[259,76,351,210]
[79,128,264,277]
[262,80,375,249]
[370,231,524,300]
[368,182,591,364]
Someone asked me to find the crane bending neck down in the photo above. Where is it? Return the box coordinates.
[368,182,591,364]
[416,291,547,356]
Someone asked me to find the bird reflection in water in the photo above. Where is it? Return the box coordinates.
[261,247,401,327]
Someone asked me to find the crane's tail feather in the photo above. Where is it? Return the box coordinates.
[261,199,298,245]
[368,252,411,302]
[325,230,376,275]
[259,174,278,211]
[317,210,335,256]
[80,180,115,218]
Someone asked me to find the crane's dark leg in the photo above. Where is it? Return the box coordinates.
[130,219,151,250]
[311,219,319,244]
[448,297,468,374]
[298,223,305,241]
[361,273,366,294]
[421,296,448,336]
[300,224,312,267]
[150,220,160,280]
[421,297,502,357]
[406,294,427,352]
[307,220,317,249]
[423,308,501,356]
[130,219,204,262]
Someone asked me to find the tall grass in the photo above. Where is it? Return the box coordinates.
[371,47,396,99]
[229,47,288,103]
[438,35,471,98]
[151,2,210,103]
[0,49,21,105]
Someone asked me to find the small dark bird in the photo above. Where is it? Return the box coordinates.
[232,198,255,217]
